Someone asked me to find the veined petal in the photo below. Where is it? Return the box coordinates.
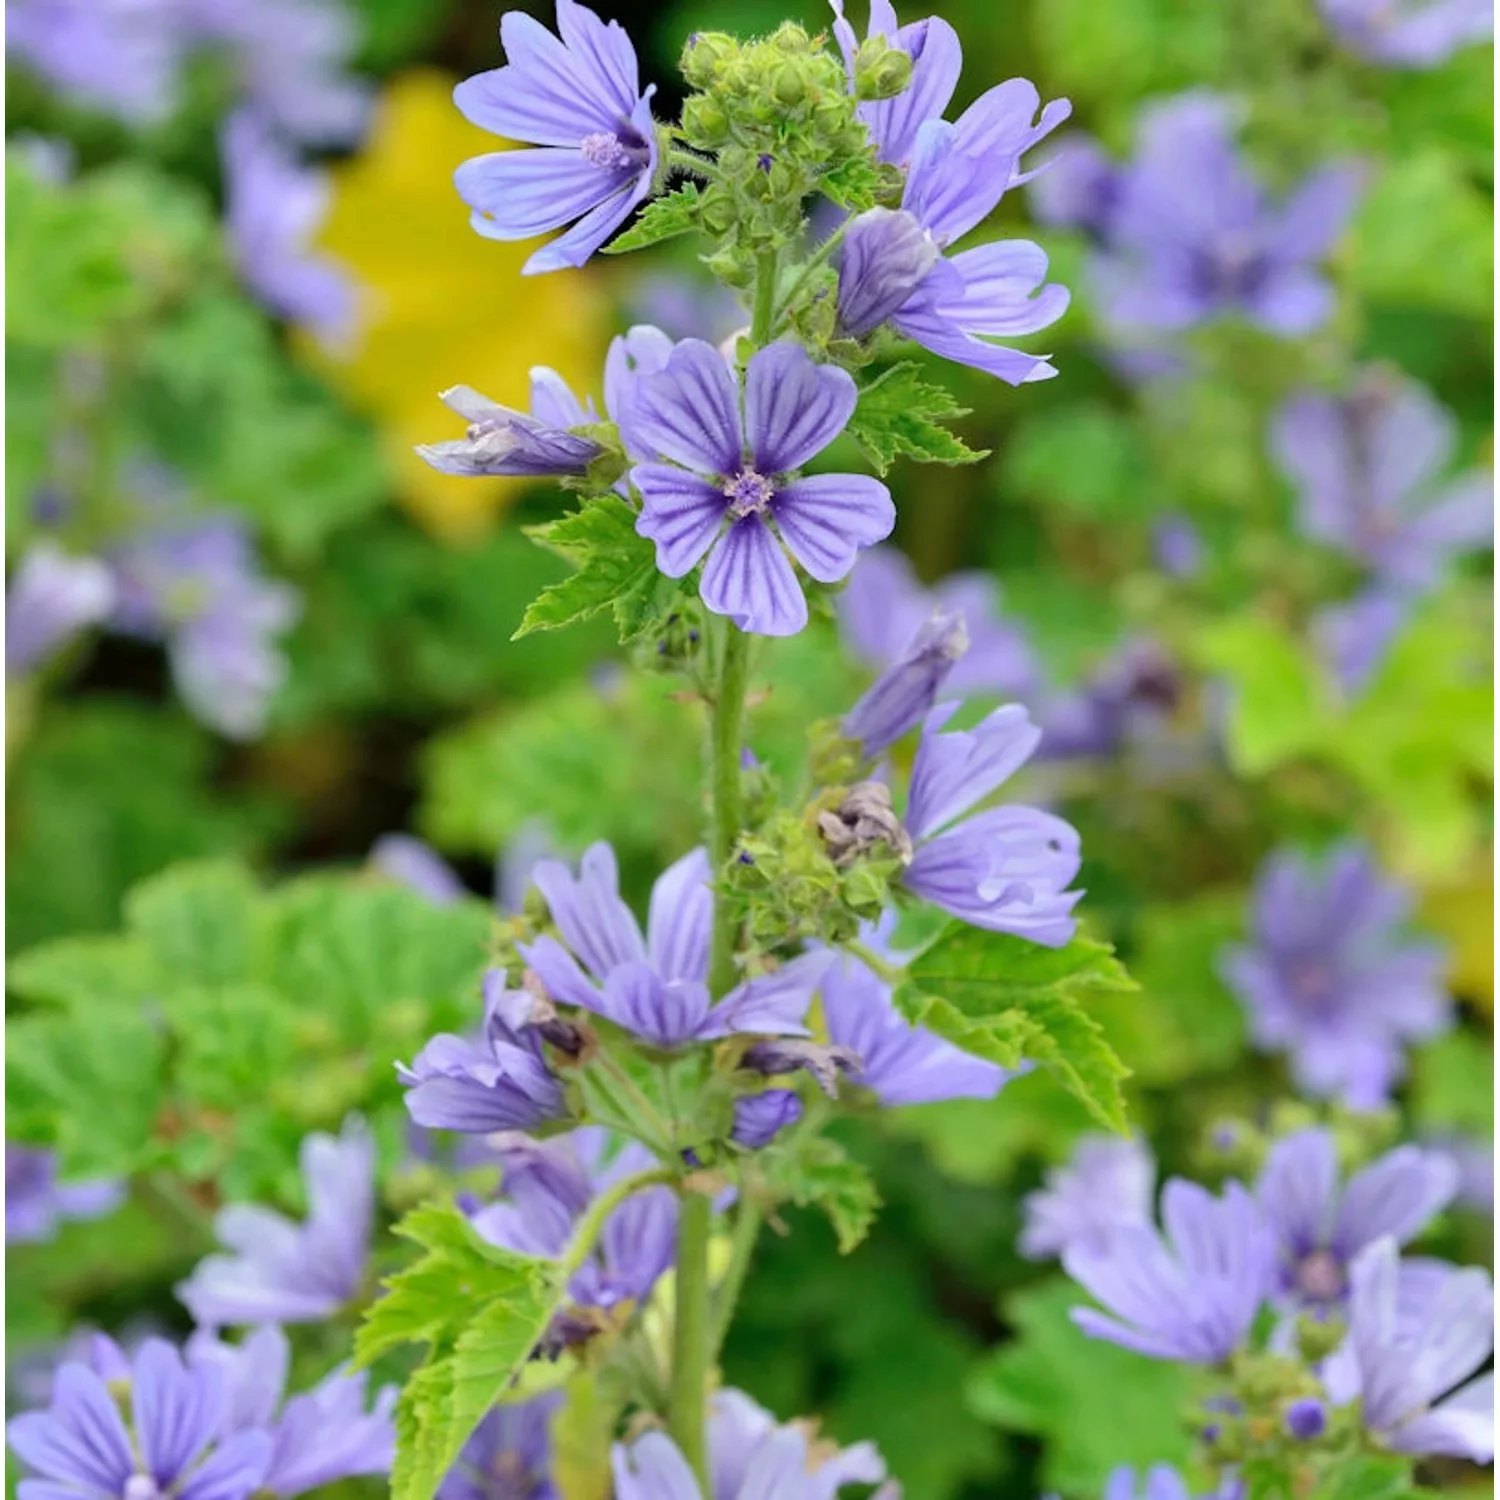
[861,14,962,167]
[176,1430,273,1500]
[605,323,676,453]
[703,951,829,1038]
[611,1432,701,1500]
[632,466,728,577]
[456,148,629,239]
[531,842,647,980]
[1333,1146,1457,1256]
[744,342,858,473]
[554,0,642,118]
[944,240,1071,335]
[133,1340,224,1487]
[952,78,1071,179]
[518,934,602,1009]
[770,474,894,583]
[454,58,619,146]
[893,300,1057,384]
[599,960,711,1047]
[837,208,939,337]
[699,517,807,636]
[907,701,1043,837]
[6,1366,133,1493]
[904,119,1012,245]
[647,847,713,985]
[529,367,594,428]
[1257,1129,1339,1257]
[629,338,743,474]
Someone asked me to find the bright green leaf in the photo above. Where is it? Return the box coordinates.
[767,1136,881,1254]
[847,363,987,475]
[602,185,702,254]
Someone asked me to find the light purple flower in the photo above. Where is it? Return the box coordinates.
[184,1326,396,1497]
[1019,1134,1156,1261]
[732,1091,805,1149]
[630,339,893,636]
[398,972,568,1134]
[370,834,468,904]
[1090,92,1364,337]
[899,702,1084,947]
[1220,842,1451,1108]
[1103,1468,1193,1500]
[1034,639,1185,761]
[521,842,830,1046]
[6,1338,273,1500]
[1256,1127,1457,1316]
[1320,0,1492,66]
[221,110,357,349]
[1323,1238,1493,1463]
[1271,371,1493,595]
[469,1129,676,1313]
[1152,514,1204,579]
[612,1387,888,1500]
[843,607,969,756]
[4,544,116,676]
[453,0,658,275]
[1312,589,1410,698]
[438,1395,561,1500]
[1029,135,1124,240]
[838,545,1038,702]
[1425,1134,1494,1216]
[1065,1178,1276,1363]
[416,378,604,479]
[176,1115,375,1326]
[6,1145,125,1245]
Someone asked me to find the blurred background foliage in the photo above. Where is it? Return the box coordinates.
[5,0,1492,1496]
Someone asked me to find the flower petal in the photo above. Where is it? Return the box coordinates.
[455,148,627,239]
[744,343,858,474]
[1333,1145,1457,1256]
[176,1430,273,1500]
[647,847,712,985]
[629,338,743,474]
[1257,1128,1339,1258]
[133,1340,224,1488]
[699,518,807,637]
[703,951,829,1039]
[6,1367,133,1494]
[632,465,727,577]
[611,1432,701,1500]
[770,474,895,583]
[943,240,1070,336]
[530,842,647,981]
[861,14,962,167]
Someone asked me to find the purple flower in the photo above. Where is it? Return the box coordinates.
[370,834,468,905]
[1029,135,1124,240]
[1312,589,1409,698]
[417,379,604,479]
[1320,0,1492,67]
[818,946,1011,1105]
[1019,1134,1156,1261]
[1323,1238,1493,1462]
[1256,1127,1457,1316]
[605,323,677,463]
[1065,1178,1275,1363]
[1103,1468,1193,1500]
[4,545,115,676]
[630,339,893,636]
[1220,842,1451,1108]
[1152,514,1204,579]
[398,972,567,1134]
[6,1145,124,1245]
[1284,1397,1327,1441]
[898,702,1084,946]
[6,1338,273,1500]
[221,110,356,349]
[1035,639,1185,761]
[469,1129,676,1312]
[838,545,1038,703]
[437,1395,561,1500]
[521,842,830,1046]
[843,607,968,756]
[612,1387,887,1499]
[184,1326,396,1497]
[176,1115,375,1326]
[1425,1134,1495,1216]
[1271,371,1493,595]
[731,1091,804,1149]
[453,0,658,275]
[1090,92,1363,336]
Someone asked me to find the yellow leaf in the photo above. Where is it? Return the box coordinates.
[304,70,610,540]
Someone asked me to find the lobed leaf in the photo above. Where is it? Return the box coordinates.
[768,1136,881,1254]
[602,185,703,254]
[846,363,988,475]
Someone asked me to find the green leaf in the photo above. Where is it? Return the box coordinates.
[6,935,158,1011]
[516,497,685,643]
[124,860,264,985]
[896,928,1134,1133]
[821,155,885,212]
[1411,1030,1494,1138]
[846,363,987,475]
[1004,401,1151,519]
[602,185,702,254]
[767,1136,881,1254]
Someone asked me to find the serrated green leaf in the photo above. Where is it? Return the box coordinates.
[768,1136,881,1253]
[124,860,264,985]
[822,155,885,211]
[896,928,1134,1134]
[602,185,702,254]
[846,363,987,475]
[6,934,158,1010]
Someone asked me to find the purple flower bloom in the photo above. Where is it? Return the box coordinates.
[612,1387,888,1500]
[843,606,969,756]
[1065,1178,1275,1363]
[1090,92,1364,336]
[1019,1134,1156,1261]
[1312,589,1410,698]
[7,1338,274,1500]
[630,339,893,636]
[398,972,567,1134]
[1220,842,1451,1107]
[1256,1128,1457,1316]
[1425,1134,1494,1216]
[731,1091,804,1149]
[4,545,115,676]
[1035,638,1185,762]
[1320,0,1492,66]
[469,1129,676,1312]
[437,1395,561,1500]
[184,1326,396,1497]
[839,545,1038,703]
[176,1115,375,1326]
[1271,371,1493,595]
[370,834,468,905]
[221,110,356,349]
[1152,513,1204,579]
[521,842,830,1046]
[1103,1468,1193,1500]
[453,0,658,275]
[1324,1238,1493,1462]
[1284,1397,1327,1441]
[1029,135,1124,241]
[898,702,1084,946]
[417,379,604,479]
[6,1145,125,1245]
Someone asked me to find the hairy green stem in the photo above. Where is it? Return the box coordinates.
[667,145,722,181]
[708,1191,763,1361]
[774,220,849,327]
[706,622,751,998]
[749,247,780,348]
[559,1168,674,1280]
[667,1187,714,1487]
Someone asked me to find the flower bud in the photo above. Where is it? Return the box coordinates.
[699,189,737,237]
[842,605,967,754]
[680,31,736,88]
[853,36,913,101]
[773,63,806,108]
[1284,1398,1326,1442]
[680,94,730,148]
[731,1090,804,1149]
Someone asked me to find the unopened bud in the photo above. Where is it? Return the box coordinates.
[773,64,806,107]
[681,94,730,148]
[853,36,912,101]
[681,31,736,87]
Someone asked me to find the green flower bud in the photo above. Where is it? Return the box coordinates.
[700,189,737,237]
[853,36,913,101]
[681,94,731,148]
[681,31,737,88]
[773,64,806,107]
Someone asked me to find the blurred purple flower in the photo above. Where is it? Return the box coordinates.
[838,545,1038,702]
[612,1387,888,1500]
[1323,1238,1493,1462]
[438,1395,561,1500]
[1256,1127,1457,1316]
[1320,0,1492,67]
[898,703,1084,946]
[221,110,356,349]
[370,834,468,904]
[1220,842,1451,1107]
[454,0,658,274]
[731,1091,804,1149]
[1312,589,1410,698]
[1152,513,1204,579]
[628,275,744,345]
[1103,1468,1194,1500]
[520,842,830,1047]
[1029,136,1124,240]
[1019,1134,1156,1261]
[176,1115,375,1326]
[6,1338,273,1500]
[4,544,116,677]
[1284,1397,1327,1441]
[843,607,969,756]
[1425,1134,1494,1216]
[1271,370,1493,594]
[1035,639,1184,762]
[185,1326,396,1497]
[1066,1178,1275,1363]
[6,1145,125,1245]
[603,322,675,466]
[630,340,893,636]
